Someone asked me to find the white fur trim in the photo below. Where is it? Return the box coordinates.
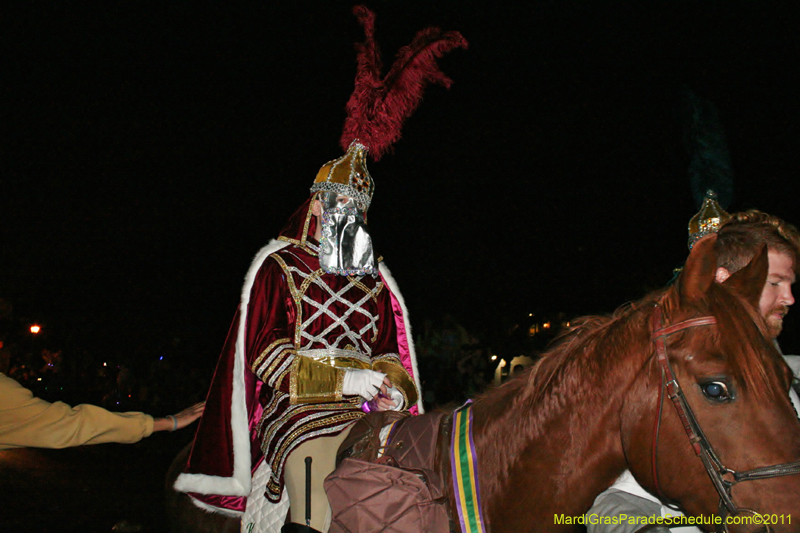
[379,262,425,414]
[174,471,248,496]
[175,240,290,496]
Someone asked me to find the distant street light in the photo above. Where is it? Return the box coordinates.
[30,325,41,334]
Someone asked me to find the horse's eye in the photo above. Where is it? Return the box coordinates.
[701,381,731,402]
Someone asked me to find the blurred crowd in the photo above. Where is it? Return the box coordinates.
[1,296,568,414]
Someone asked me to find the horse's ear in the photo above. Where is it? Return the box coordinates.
[678,234,718,304]
[722,244,769,309]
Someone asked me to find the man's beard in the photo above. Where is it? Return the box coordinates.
[766,305,790,338]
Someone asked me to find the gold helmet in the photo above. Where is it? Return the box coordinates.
[310,141,374,212]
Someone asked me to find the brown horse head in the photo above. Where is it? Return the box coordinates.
[622,234,800,530]
[471,234,800,532]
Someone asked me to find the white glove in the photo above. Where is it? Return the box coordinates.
[385,386,405,411]
[342,369,387,400]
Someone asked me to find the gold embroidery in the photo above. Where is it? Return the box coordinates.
[271,255,323,347]
[290,356,344,404]
[263,347,296,385]
[274,254,386,349]
[336,368,346,399]
[271,411,363,475]
[289,355,372,404]
[288,357,300,404]
[258,394,362,449]
[300,196,316,247]
[347,277,382,303]
[274,366,292,390]
[252,337,292,374]
[271,255,301,303]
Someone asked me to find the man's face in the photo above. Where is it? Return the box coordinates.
[311,194,356,239]
[759,250,796,337]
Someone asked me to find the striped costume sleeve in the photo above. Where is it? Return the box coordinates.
[251,337,296,390]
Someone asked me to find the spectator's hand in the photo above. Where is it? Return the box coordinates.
[154,402,205,432]
[173,402,205,429]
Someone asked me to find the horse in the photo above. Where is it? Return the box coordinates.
[166,235,800,532]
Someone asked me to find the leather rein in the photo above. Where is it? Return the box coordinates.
[649,304,800,532]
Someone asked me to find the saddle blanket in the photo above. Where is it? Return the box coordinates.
[241,460,289,533]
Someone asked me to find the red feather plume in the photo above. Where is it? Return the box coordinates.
[340,5,468,161]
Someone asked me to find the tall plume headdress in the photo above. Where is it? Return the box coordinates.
[683,88,733,249]
[310,5,467,276]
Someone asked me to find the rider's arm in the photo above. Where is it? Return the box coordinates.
[587,470,702,533]
[587,488,671,533]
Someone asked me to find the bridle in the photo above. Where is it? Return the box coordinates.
[648,303,800,532]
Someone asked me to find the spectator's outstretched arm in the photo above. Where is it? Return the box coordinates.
[1,373,204,449]
[152,402,205,432]
[1,373,153,448]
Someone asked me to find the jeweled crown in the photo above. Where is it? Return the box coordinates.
[688,190,731,249]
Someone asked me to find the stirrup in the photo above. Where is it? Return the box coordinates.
[280,523,322,533]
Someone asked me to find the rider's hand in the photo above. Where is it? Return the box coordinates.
[374,386,404,411]
[388,386,404,410]
[342,369,389,400]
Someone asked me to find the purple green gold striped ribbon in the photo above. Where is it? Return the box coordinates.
[450,400,486,533]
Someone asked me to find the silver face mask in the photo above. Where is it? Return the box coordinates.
[318,192,377,277]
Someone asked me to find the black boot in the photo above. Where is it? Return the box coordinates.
[280,523,322,533]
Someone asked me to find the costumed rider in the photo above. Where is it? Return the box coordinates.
[174,6,467,533]
[586,193,800,533]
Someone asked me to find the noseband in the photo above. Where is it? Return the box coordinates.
[649,304,800,532]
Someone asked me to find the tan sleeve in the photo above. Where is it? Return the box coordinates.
[0,373,154,450]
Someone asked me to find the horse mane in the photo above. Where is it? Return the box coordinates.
[478,279,785,415]
[473,290,660,423]
[471,279,788,506]
[470,290,661,503]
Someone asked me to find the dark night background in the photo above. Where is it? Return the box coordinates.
[2,2,800,531]
[3,1,800,388]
